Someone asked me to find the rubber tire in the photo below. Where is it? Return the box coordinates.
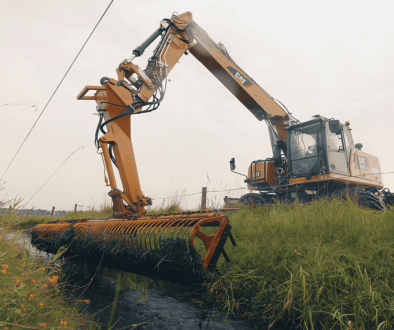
[332,188,386,210]
[239,194,268,207]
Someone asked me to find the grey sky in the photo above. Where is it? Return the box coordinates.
[1,0,393,211]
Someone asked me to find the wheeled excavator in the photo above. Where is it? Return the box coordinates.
[31,12,394,285]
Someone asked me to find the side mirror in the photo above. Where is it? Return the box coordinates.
[230,158,236,171]
[329,120,341,134]
[355,143,363,150]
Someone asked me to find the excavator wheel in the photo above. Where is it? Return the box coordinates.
[239,193,268,207]
[331,188,386,210]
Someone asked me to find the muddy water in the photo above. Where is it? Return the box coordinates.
[7,229,291,330]
[72,279,259,330]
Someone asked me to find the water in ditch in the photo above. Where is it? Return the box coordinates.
[60,250,284,330]
[8,229,293,330]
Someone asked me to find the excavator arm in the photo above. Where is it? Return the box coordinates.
[118,12,290,137]
[31,11,310,284]
[77,11,292,217]
[31,12,393,286]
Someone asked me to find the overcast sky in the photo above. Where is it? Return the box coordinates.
[1,0,394,211]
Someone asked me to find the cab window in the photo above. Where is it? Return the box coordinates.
[290,123,320,160]
[343,125,354,164]
[326,129,344,151]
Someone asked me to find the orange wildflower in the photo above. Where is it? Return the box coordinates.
[60,321,68,327]
[4,302,8,306]
[42,284,48,289]
[1,270,6,275]
[1,264,9,269]
[39,323,47,328]
[83,299,90,304]
[21,262,26,268]
[20,305,26,311]
[39,303,44,309]
[47,275,59,284]
[28,294,35,300]
[31,279,36,284]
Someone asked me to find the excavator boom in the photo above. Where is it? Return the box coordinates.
[77,12,294,216]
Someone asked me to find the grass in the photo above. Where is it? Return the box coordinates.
[2,200,184,230]
[1,207,113,230]
[0,201,101,329]
[200,198,394,329]
[5,195,394,329]
[0,199,186,329]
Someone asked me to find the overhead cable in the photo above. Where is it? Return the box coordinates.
[0,0,114,181]
[23,146,85,207]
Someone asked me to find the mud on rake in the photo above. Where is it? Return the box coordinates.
[31,209,237,286]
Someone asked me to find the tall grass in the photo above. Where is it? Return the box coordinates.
[202,198,394,329]
[8,186,394,329]
[1,205,114,229]
[0,201,99,329]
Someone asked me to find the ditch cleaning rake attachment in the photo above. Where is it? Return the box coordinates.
[31,210,237,286]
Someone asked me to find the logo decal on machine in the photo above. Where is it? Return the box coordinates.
[357,156,369,171]
[227,67,252,87]
[251,171,261,178]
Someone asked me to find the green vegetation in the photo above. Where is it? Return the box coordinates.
[0,211,100,329]
[1,201,185,230]
[4,207,113,230]
[4,195,394,329]
[202,198,394,329]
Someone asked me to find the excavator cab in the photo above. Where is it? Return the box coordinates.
[287,116,355,180]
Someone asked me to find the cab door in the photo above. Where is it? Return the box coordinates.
[325,121,349,176]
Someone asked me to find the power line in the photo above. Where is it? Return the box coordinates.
[0,0,114,181]
[23,147,84,207]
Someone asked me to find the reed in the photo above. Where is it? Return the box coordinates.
[202,198,394,329]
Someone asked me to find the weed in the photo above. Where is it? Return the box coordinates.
[0,207,100,329]
[200,198,394,329]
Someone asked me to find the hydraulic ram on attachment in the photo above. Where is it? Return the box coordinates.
[31,210,237,286]
[30,12,246,285]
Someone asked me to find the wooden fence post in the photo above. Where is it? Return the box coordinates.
[201,187,207,210]
[51,206,55,217]
[74,204,77,212]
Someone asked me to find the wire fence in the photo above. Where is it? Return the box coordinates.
[150,187,249,200]
[5,168,394,215]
